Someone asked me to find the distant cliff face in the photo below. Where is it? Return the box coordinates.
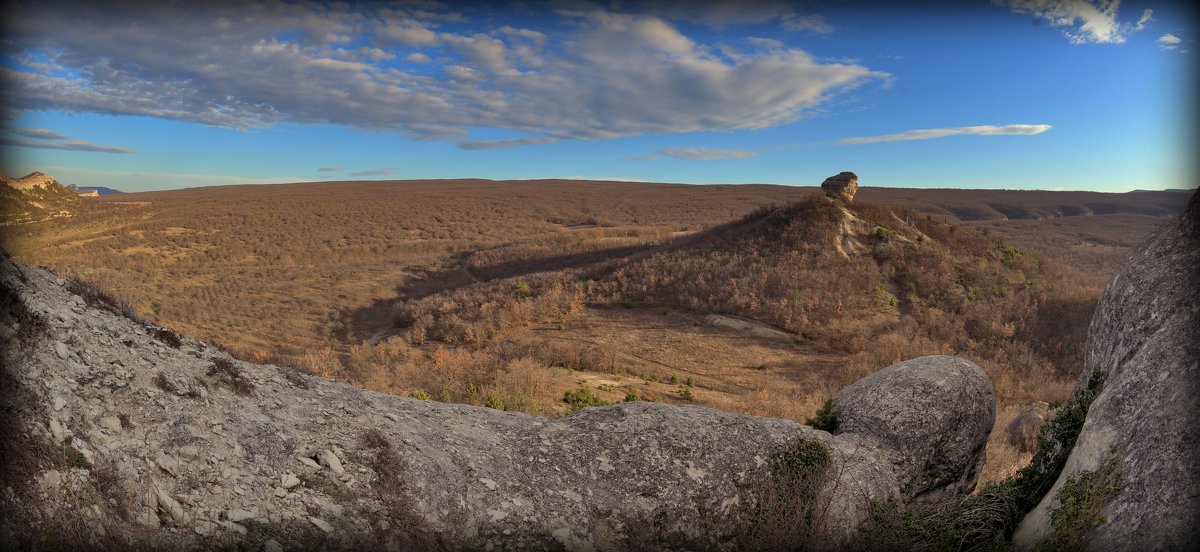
[0,253,997,550]
[0,171,81,225]
[1014,191,1200,549]
[3,171,61,192]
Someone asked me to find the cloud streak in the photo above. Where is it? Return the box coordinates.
[346,168,395,177]
[658,147,759,160]
[0,127,136,153]
[458,137,559,150]
[838,124,1052,145]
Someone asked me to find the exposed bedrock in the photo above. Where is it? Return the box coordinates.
[1,255,996,550]
[1014,191,1200,550]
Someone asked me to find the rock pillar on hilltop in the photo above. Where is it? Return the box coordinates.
[821,172,858,202]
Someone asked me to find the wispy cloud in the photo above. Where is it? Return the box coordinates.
[838,124,1052,145]
[995,0,1152,44]
[458,137,559,150]
[782,14,835,34]
[659,147,760,160]
[0,127,136,153]
[1135,9,1155,31]
[347,168,395,177]
[0,3,886,148]
[316,166,342,172]
[1157,33,1182,50]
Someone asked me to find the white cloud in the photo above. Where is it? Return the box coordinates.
[995,0,1150,44]
[746,37,784,49]
[838,124,1052,144]
[347,168,395,177]
[0,3,886,149]
[405,52,432,63]
[1157,33,1182,50]
[1,127,136,153]
[659,147,759,160]
[1135,9,1154,31]
[782,14,835,34]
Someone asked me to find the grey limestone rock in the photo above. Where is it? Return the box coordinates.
[833,355,996,501]
[1014,191,1200,550]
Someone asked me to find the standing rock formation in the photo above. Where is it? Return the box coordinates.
[821,171,859,202]
[0,255,999,550]
[1014,190,1200,549]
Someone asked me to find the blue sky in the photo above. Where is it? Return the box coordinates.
[0,0,1194,192]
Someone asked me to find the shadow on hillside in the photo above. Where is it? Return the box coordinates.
[330,201,833,346]
[332,238,686,345]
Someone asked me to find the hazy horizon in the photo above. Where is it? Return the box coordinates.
[1,0,1195,193]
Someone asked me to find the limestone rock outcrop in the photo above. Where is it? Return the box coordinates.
[1014,191,1200,549]
[2,171,60,191]
[832,355,995,501]
[0,254,996,550]
[821,171,859,202]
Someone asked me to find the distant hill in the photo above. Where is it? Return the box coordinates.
[76,186,124,196]
[0,171,80,225]
[1129,188,1196,194]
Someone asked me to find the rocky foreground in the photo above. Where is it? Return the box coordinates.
[0,248,996,550]
[1,190,1196,551]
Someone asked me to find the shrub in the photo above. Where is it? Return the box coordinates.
[207,357,255,396]
[409,389,432,400]
[739,439,831,549]
[485,390,505,411]
[1035,448,1123,551]
[804,399,836,433]
[152,327,182,348]
[563,386,607,412]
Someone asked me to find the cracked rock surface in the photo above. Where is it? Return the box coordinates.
[1014,191,1200,550]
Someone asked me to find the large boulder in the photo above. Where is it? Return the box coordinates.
[833,355,996,501]
[821,171,859,202]
[1006,402,1051,454]
[1014,191,1200,549]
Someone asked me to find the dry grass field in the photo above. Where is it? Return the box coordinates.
[1,178,1189,487]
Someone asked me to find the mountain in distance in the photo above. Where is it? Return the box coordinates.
[65,183,124,196]
[76,186,124,196]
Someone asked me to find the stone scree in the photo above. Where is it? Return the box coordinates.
[1,255,995,550]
